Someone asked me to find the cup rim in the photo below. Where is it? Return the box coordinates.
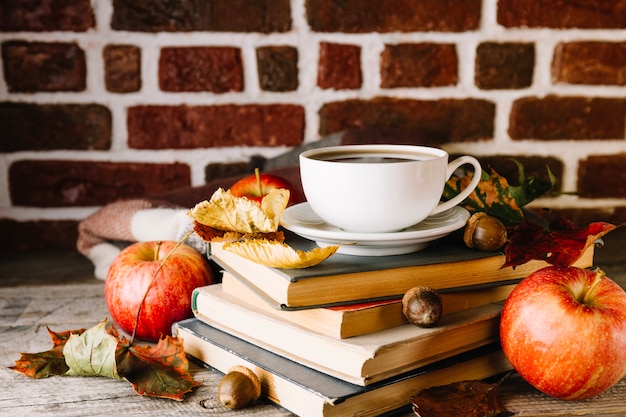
[299,144,448,161]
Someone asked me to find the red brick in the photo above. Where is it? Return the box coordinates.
[0,219,79,252]
[1,41,86,92]
[0,102,111,152]
[498,0,626,29]
[318,98,494,142]
[306,0,481,32]
[9,160,191,207]
[578,154,626,198]
[553,42,626,86]
[509,96,626,140]
[256,46,299,92]
[0,0,95,32]
[381,43,457,88]
[317,42,362,90]
[111,0,291,33]
[475,42,534,90]
[104,44,141,93]
[127,105,305,149]
[159,46,243,93]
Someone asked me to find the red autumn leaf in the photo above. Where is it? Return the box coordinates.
[116,334,202,401]
[10,319,201,401]
[10,327,86,379]
[503,218,620,269]
[410,379,513,417]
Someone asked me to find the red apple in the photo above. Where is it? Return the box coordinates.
[229,169,296,204]
[105,241,214,342]
[500,266,626,400]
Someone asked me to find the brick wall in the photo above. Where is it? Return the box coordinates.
[2,0,626,251]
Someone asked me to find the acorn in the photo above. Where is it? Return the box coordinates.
[217,365,262,409]
[463,212,508,252]
[402,286,443,328]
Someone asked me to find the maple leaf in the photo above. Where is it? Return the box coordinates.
[10,327,85,378]
[443,162,555,226]
[503,218,620,269]
[116,335,202,401]
[9,319,201,401]
[411,379,513,417]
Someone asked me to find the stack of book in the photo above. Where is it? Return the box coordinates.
[173,231,596,417]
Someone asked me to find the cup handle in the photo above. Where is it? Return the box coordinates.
[430,155,482,216]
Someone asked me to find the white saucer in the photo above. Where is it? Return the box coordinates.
[280,203,470,256]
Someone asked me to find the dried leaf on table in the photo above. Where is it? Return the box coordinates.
[10,318,201,401]
[503,217,620,269]
[410,379,513,417]
[10,327,85,378]
[443,163,555,226]
[188,187,289,234]
[63,319,120,379]
[223,239,340,269]
[116,334,201,401]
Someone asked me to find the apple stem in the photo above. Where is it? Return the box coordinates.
[129,230,194,345]
[581,268,606,305]
[254,167,262,197]
[154,241,162,262]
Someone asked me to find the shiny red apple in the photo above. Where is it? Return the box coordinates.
[105,241,214,342]
[229,169,296,204]
[500,266,626,400]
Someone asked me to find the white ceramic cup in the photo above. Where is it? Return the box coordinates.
[299,144,481,233]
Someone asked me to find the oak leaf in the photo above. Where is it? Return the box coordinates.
[223,239,340,269]
[411,379,513,417]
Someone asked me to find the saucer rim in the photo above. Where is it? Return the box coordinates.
[280,202,469,244]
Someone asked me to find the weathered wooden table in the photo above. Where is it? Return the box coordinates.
[2,228,626,416]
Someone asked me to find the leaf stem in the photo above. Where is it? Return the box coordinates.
[129,230,194,345]
[581,268,606,305]
[254,167,262,196]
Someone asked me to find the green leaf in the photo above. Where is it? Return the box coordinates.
[443,161,556,226]
[507,159,556,208]
[444,169,524,226]
[63,318,121,379]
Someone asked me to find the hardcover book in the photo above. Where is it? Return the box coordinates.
[208,231,595,309]
[221,271,517,339]
[173,318,512,417]
[191,283,504,385]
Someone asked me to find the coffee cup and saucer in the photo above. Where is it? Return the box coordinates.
[279,144,481,256]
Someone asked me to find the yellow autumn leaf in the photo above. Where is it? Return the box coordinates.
[223,239,339,269]
[188,188,289,234]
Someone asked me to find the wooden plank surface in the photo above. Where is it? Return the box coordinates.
[1,227,626,416]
